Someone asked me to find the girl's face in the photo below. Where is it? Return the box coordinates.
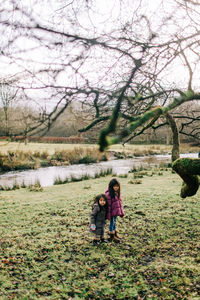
[99,197,106,207]
[113,184,119,192]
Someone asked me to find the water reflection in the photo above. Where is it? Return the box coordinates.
[0,153,198,187]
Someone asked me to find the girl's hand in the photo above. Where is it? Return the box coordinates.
[90,224,96,231]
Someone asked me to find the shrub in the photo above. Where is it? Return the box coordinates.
[128,179,142,184]
[78,156,97,164]
[118,174,128,178]
[21,180,27,188]
[12,181,20,190]
[28,180,43,192]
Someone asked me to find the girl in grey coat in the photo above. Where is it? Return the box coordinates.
[89,194,108,245]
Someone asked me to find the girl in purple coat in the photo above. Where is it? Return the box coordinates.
[105,178,124,243]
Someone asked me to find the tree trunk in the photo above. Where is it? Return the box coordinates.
[167,113,200,198]
[166,113,180,162]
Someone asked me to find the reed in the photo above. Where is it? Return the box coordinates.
[53,168,113,185]
[54,176,64,185]
[0,147,108,171]
[118,174,128,178]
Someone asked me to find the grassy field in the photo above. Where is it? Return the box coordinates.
[0,141,199,155]
[0,169,199,299]
[0,142,98,155]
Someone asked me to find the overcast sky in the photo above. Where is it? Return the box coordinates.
[1,0,200,110]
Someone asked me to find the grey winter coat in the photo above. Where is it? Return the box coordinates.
[89,203,107,236]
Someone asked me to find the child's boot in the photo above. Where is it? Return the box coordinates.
[108,232,120,243]
[93,239,100,246]
[108,232,114,241]
[100,237,108,243]
[113,234,120,243]
[114,230,122,239]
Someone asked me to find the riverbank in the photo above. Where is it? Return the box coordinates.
[0,142,199,172]
[1,152,198,190]
[0,146,107,172]
[0,172,199,299]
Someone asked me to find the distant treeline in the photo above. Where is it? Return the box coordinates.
[0,136,84,144]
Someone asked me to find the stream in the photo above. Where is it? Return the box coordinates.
[0,153,198,188]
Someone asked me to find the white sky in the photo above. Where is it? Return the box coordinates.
[0,0,200,110]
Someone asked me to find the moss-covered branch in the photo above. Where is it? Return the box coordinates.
[100,106,163,150]
[79,116,109,132]
[166,114,200,198]
[99,91,200,151]
[123,113,160,145]
[172,158,200,198]
[98,59,142,151]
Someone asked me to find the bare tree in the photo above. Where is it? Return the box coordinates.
[0,80,18,136]
[0,0,200,196]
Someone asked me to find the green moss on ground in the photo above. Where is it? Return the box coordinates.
[0,171,199,299]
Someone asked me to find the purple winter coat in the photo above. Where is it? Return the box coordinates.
[105,189,124,220]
